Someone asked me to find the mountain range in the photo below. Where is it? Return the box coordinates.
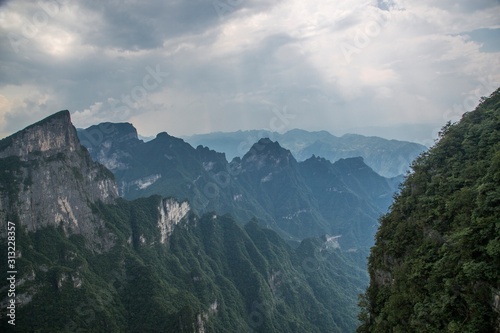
[2,87,498,332]
[77,123,402,250]
[0,111,410,332]
[0,110,379,332]
[183,129,427,178]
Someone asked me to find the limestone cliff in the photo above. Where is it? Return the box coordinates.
[0,110,118,250]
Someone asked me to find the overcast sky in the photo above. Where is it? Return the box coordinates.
[0,0,499,145]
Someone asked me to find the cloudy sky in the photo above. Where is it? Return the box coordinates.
[0,0,499,146]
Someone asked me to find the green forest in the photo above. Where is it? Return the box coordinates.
[0,195,368,332]
[358,88,500,332]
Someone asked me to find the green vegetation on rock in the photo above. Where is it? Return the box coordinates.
[358,88,500,333]
[0,111,371,332]
[1,196,369,332]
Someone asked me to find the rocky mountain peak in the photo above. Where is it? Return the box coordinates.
[0,110,118,249]
[77,122,139,149]
[332,156,372,174]
[156,131,172,140]
[241,138,296,170]
[304,154,329,164]
[152,131,190,148]
[77,122,142,171]
[0,110,79,160]
[300,155,334,174]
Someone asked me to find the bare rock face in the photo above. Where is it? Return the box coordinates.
[0,110,80,159]
[0,110,118,250]
[158,198,190,244]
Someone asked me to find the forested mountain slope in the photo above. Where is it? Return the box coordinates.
[0,111,368,332]
[78,125,399,249]
[359,88,500,332]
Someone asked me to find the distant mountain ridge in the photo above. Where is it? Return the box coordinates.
[78,124,401,249]
[183,129,427,178]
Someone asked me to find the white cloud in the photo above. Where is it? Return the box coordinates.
[0,0,499,143]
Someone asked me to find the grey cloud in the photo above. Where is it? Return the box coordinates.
[78,1,210,50]
[0,0,499,143]
[429,0,500,12]
[76,0,282,51]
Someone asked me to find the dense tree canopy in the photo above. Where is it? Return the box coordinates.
[358,88,500,333]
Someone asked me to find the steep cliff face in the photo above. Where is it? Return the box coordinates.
[158,198,190,244]
[0,110,80,158]
[0,110,118,249]
[77,122,142,172]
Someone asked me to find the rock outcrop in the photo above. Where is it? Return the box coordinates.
[158,198,190,244]
[0,110,118,250]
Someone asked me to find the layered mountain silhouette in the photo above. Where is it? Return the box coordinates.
[184,129,427,178]
[0,110,373,332]
[78,124,402,249]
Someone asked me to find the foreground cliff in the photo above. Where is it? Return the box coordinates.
[359,89,500,332]
[0,111,118,249]
[0,111,368,332]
